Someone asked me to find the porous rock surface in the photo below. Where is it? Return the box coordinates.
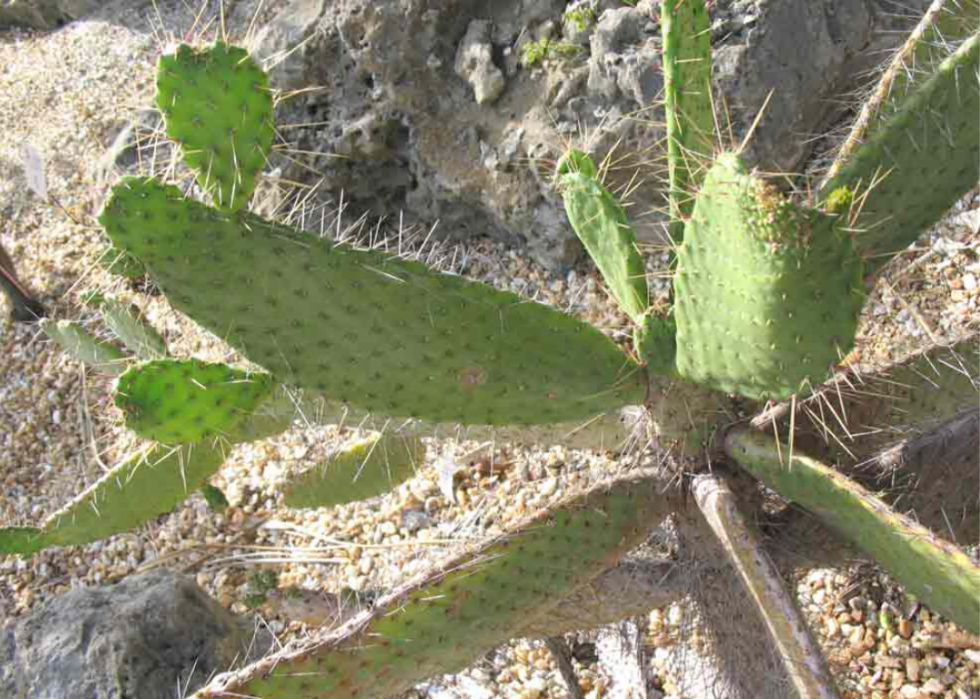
[254,0,930,269]
[0,570,272,699]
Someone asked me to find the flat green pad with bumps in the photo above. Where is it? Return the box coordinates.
[41,319,129,375]
[558,150,649,323]
[674,153,865,399]
[822,34,979,269]
[100,177,646,425]
[115,359,275,444]
[283,433,425,509]
[42,443,225,549]
[205,475,663,698]
[157,42,274,212]
[661,0,715,243]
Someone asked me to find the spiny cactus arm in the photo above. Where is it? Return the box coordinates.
[661,0,716,244]
[674,153,865,400]
[40,318,129,374]
[101,298,168,359]
[557,149,649,324]
[114,359,278,444]
[823,0,978,184]
[282,433,425,509]
[692,473,840,699]
[724,427,980,634]
[820,27,979,269]
[156,42,274,212]
[99,176,647,426]
[191,469,676,698]
[0,443,226,555]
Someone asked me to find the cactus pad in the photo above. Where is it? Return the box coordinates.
[156,42,274,212]
[99,177,646,425]
[41,444,225,549]
[558,150,649,323]
[41,319,128,374]
[0,527,48,556]
[661,0,715,242]
[283,433,425,509]
[102,298,168,359]
[115,359,275,444]
[198,474,663,698]
[674,154,865,399]
[822,33,979,268]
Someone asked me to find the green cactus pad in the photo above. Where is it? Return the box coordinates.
[115,359,275,444]
[822,33,979,268]
[726,428,980,635]
[283,433,425,509]
[634,311,677,376]
[661,0,716,243]
[201,483,230,510]
[557,150,649,323]
[156,42,274,212]
[200,473,663,698]
[0,527,49,557]
[99,177,646,426]
[674,153,865,400]
[40,443,225,549]
[41,319,129,375]
[102,299,168,359]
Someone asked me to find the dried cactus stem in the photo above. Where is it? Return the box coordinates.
[693,473,841,699]
[724,428,980,634]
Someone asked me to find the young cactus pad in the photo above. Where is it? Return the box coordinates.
[557,149,649,323]
[99,176,646,425]
[673,153,865,399]
[282,433,425,509]
[0,443,225,555]
[156,42,274,212]
[661,0,716,243]
[40,318,128,375]
[101,298,168,359]
[194,473,664,698]
[114,359,276,444]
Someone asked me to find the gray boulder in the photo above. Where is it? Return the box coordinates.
[0,1,115,29]
[0,570,271,699]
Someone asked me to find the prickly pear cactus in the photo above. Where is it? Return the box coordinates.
[195,473,664,698]
[115,359,276,444]
[99,176,646,426]
[156,41,274,212]
[282,433,425,509]
[0,443,225,555]
[557,149,649,323]
[673,153,865,399]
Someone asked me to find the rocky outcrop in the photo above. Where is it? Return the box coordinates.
[0,570,271,699]
[0,0,118,29]
[218,0,929,269]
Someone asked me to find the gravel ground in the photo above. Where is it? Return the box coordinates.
[1,5,978,699]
